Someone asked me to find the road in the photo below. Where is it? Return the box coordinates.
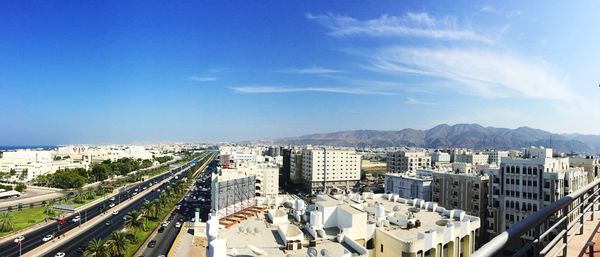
[140,157,217,257]
[0,153,210,257]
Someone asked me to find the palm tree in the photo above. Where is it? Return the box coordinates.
[141,201,151,217]
[84,238,108,257]
[0,212,13,232]
[151,199,162,218]
[107,231,128,257]
[124,211,144,242]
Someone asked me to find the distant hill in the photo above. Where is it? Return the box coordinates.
[272,124,600,153]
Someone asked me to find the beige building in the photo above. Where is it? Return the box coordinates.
[304,193,480,257]
[569,155,600,182]
[454,153,489,165]
[300,147,361,194]
[387,150,431,173]
[431,167,489,244]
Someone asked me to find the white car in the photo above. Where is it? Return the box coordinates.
[112,211,119,216]
[161,221,170,227]
[108,203,115,208]
[175,222,181,228]
[14,235,25,243]
[109,197,115,201]
[55,252,65,257]
[42,234,53,242]
[72,216,81,223]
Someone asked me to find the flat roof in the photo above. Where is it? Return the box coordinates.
[218,213,355,256]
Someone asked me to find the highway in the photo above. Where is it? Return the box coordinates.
[0,152,213,257]
[140,157,217,257]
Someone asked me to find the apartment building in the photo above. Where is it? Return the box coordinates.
[0,150,89,181]
[483,150,509,165]
[486,147,589,240]
[569,155,600,182]
[431,167,489,244]
[430,151,450,166]
[386,150,431,173]
[454,152,489,165]
[384,171,432,201]
[300,147,361,194]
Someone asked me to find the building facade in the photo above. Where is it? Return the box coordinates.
[387,150,431,173]
[384,171,432,201]
[301,147,361,194]
[486,147,589,241]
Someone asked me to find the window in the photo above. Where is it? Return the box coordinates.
[380,244,384,253]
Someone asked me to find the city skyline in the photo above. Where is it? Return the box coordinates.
[2,1,600,145]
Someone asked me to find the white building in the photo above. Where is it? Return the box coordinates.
[387,150,431,173]
[300,147,361,194]
[384,171,432,201]
[0,150,89,182]
[487,147,589,239]
[454,153,489,165]
[482,150,509,165]
[431,151,450,166]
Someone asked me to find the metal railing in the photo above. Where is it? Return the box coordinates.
[473,178,600,257]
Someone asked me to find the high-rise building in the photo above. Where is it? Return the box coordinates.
[300,147,361,194]
[483,150,509,165]
[486,147,589,240]
[386,150,431,173]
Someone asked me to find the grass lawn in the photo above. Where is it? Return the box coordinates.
[0,206,63,238]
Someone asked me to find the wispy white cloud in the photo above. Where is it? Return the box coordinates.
[480,5,522,17]
[306,12,493,44]
[189,76,218,82]
[283,66,345,74]
[368,47,576,102]
[404,97,438,105]
[230,85,395,95]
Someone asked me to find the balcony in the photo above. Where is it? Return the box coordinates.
[472,178,600,257]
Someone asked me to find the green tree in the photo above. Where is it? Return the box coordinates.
[15,183,27,192]
[107,231,128,257]
[0,212,13,232]
[124,210,144,241]
[91,164,110,182]
[84,238,108,257]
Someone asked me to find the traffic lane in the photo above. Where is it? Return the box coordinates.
[45,190,164,257]
[142,213,182,257]
[0,169,186,257]
[42,168,194,257]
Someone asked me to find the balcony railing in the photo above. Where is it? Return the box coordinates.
[472,178,600,257]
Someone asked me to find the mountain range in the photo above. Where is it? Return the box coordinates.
[271,124,600,153]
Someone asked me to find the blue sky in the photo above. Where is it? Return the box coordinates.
[1,1,599,145]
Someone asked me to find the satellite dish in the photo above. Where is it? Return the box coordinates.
[307,247,318,257]
[321,249,330,256]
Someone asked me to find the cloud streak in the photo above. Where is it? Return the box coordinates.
[404,97,438,105]
[284,66,345,74]
[230,85,395,95]
[368,47,576,101]
[189,76,218,82]
[307,12,493,44]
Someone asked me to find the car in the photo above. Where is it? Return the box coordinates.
[108,203,115,208]
[76,246,86,253]
[109,197,115,201]
[122,215,130,221]
[161,221,170,227]
[158,255,165,257]
[55,253,65,257]
[158,226,165,233]
[175,222,181,228]
[72,216,81,223]
[14,235,24,243]
[147,240,157,248]
[105,220,112,226]
[42,234,53,242]
[112,211,119,216]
